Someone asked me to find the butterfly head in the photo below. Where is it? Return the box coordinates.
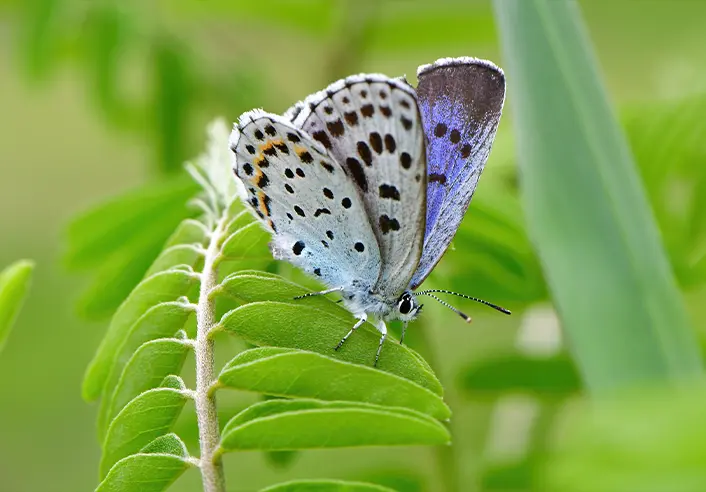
[395,291,423,322]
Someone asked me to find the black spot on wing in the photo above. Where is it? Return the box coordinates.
[264,124,276,137]
[323,188,334,199]
[294,205,306,217]
[312,131,332,150]
[369,132,383,154]
[346,157,368,192]
[344,111,359,126]
[327,119,345,137]
[263,146,277,157]
[400,152,412,169]
[243,163,254,176]
[298,151,313,164]
[257,172,269,188]
[401,116,413,131]
[246,145,256,154]
[384,134,396,153]
[287,133,300,143]
[379,184,400,201]
[341,197,352,208]
[326,230,334,240]
[450,129,461,143]
[357,141,373,166]
[461,143,472,158]
[321,161,335,173]
[274,141,289,154]
[434,123,447,137]
[293,241,305,255]
[285,183,294,194]
[314,208,331,217]
[380,106,391,117]
[354,242,365,252]
[361,104,374,118]
[429,173,447,185]
[379,215,401,234]
[285,168,294,179]
[254,129,264,140]
[296,168,305,177]
[314,268,321,277]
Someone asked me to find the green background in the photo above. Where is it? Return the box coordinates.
[2,1,706,491]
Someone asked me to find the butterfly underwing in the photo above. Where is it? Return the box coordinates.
[230,57,508,366]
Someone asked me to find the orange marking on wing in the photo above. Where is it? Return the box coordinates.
[257,191,269,217]
[293,144,307,156]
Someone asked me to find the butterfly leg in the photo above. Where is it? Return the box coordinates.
[334,313,367,351]
[400,322,408,345]
[374,319,388,367]
[293,286,344,300]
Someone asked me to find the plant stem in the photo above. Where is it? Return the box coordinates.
[195,217,227,492]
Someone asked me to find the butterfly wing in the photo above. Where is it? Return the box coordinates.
[230,110,382,290]
[293,75,427,298]
[409,57,506,289]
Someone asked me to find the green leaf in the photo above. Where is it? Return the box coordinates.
[460,353,581,398]
[102,334,191,438]
[165,218,210,249]
[492,0,702,390]
[217,301,442,395]
[100,378,189,478]
[83,270,199,402]
[261,479,397,492]
[218,399,450,453]
[539,388,706,492]
[217,347,450,420]
[0,260,34,353]
[96,301,194,437]
[145,244,205,277]
[96,433,193,492]
[218,221,271,261]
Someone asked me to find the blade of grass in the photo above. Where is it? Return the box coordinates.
[492,0,702,390]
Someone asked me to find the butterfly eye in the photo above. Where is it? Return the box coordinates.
[398,295,413,315]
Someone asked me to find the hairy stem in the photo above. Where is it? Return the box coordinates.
[195,217,227,492]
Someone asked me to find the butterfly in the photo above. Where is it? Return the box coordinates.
[230,57,509,366]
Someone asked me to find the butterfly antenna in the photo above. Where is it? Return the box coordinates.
[417,292,472,323]
[417,289,511,315]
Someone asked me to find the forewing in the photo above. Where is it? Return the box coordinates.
[409,57,506,289]
[293,75,427,297]
[230,110,381,289]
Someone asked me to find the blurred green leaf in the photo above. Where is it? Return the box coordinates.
[100,377,188,478]
[493,0,702,390]
[216,347,450,419]
[83,270,199,402]
[218,399,450,452]
[481,458,534,491]
[19,0,61,81]
[260,480,396,492]
[96,301,194,437]
[103,334,191,439]
[0,260,34,353]
[65,177,198,270]
[460,353,581,398]
[152,39,192,174]
[217,301,442,395]
[539,388,706,492]
[66,177,199,319]
[96,433,193,492]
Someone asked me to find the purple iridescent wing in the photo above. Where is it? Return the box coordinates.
[409,57,506,289]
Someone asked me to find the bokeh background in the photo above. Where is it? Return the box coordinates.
[2,1,706,491]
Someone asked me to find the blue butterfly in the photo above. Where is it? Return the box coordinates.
[231,57,509,366]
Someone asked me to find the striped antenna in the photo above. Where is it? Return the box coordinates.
[416,289,511,315]
[417,292,472,323]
